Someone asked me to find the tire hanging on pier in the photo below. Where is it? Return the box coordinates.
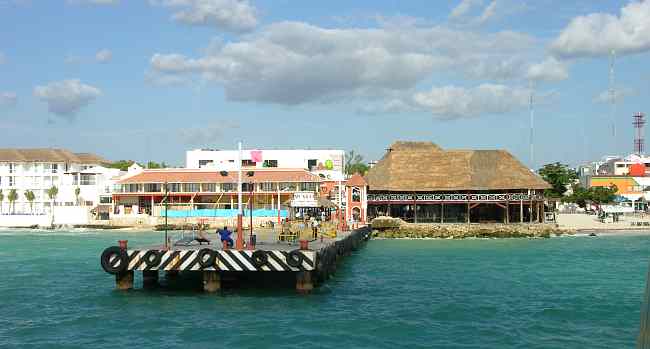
[197,248,216,269]
[100,246,128,274]
[143,250,163,268]
[251,250,268,268]
[287,250,304,268]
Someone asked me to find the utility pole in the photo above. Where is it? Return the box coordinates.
[236,141,244,250]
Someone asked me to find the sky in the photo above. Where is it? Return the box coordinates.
[1,0,650,168]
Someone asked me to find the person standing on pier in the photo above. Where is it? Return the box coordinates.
[217,226,234,247]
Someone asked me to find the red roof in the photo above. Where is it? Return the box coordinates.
[346,173,367,186]
[118,169,321,184]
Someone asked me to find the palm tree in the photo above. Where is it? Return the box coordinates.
[0,189,4,214]
[8,189,18,214]
[24,190,35,215]
[74,187,81,206]
[47,185,58,226]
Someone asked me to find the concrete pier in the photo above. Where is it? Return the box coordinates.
[101,226,371,293]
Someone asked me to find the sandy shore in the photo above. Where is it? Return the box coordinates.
[556,213,650,232]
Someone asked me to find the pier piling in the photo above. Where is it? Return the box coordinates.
[115,270,134,290]
[143,271,159,288]
[203,271,221,293]
[296,271,313,294]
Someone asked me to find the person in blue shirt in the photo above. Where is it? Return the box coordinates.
[217,226,234,247]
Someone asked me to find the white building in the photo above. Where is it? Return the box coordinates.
[0,149,119,222]
[186,148,346,181]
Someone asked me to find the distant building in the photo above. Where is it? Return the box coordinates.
[111,167,323,221]
[186,148,345,181]
[364,141,551,224]
[0,148,118,216]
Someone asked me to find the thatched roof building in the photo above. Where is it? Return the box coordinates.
[0,148,108,164]
[366,141,550,192]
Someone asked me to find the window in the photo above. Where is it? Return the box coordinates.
[352,187,361,202]
[616,164,626,168]
[85,201,94,206]
[168,183,181,192]
[242,183,255,192]
[198,160,213,168]
[222,183,236,192]
[100,196,112,204]
[279,182,296,191]
[307,159,317,170]
[184,183,200,192]
[80,174,96,185]
[144,183,162,192]
[260,182,276,191]
[52,164,58,173]
[299,182,318,191]
[242,159,256,167]
[125,184,141,193]
[263,160,278,168]
[202,183,216,192]
[8,163,15,174]
[8,176,14,187]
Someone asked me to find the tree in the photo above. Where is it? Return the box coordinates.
[146,161,168,169]
[47,185,59,227]
[589,185,618,205]
[538,162,578,198]
[74,187,81,205]
[24,190,35,214]
[107,160,136,171]
[0,189,4,214]
[8,189,18,214]
[345,150,369,176]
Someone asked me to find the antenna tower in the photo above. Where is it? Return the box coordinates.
[633,112,645,155]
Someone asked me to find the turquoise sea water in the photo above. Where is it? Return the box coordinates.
[0,230,648,348]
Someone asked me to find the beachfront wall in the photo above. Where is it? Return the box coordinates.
[364,141,551,225]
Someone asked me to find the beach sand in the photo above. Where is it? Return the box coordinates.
[556,213,650,233]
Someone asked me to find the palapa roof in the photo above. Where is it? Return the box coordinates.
[119,168,321,184]
[366,141,550,191]
[0,148,108,164]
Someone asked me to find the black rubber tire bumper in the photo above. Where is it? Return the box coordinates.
[101,246,129,274]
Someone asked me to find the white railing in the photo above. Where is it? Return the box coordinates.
[367,193,544,202]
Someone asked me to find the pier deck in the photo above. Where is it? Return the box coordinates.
[100,227,371,293]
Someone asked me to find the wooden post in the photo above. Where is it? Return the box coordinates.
[467,202,470,224]
[441,203,444,224]
[143,270,158,288]
[115,270,134,290]
[413,193,418,224]
[202,271,221,293]
[519,200,523,223]
[504,201,509,224]
[638,262,650,348]
[296,271,313,294]
[537,202,541,223]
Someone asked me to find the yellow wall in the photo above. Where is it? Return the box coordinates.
[590,177,639,194]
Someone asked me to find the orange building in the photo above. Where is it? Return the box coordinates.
[590,176,641,195]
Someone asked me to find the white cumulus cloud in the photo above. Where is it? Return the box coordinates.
[0,92,17,107]
[526,57,569,82]
[594,87,636,104]
[150,0,258,33]
[551,1,650,58]
[33,79,102,118]
[149,21,535,105]
[412,84,530,119]
[95,49,112,63]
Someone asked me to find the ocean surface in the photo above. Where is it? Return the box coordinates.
[0,229,648,348]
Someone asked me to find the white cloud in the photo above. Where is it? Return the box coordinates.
[412,84,530,119]
[150,0,258,33]
[95,49,112,63]
[551,1,650,58]
[450,0,482,19]
[526,57,569,82]
[0,92,17,107]
[33,79,102,118]
[594,87,636,104]
[149,21,536,105]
